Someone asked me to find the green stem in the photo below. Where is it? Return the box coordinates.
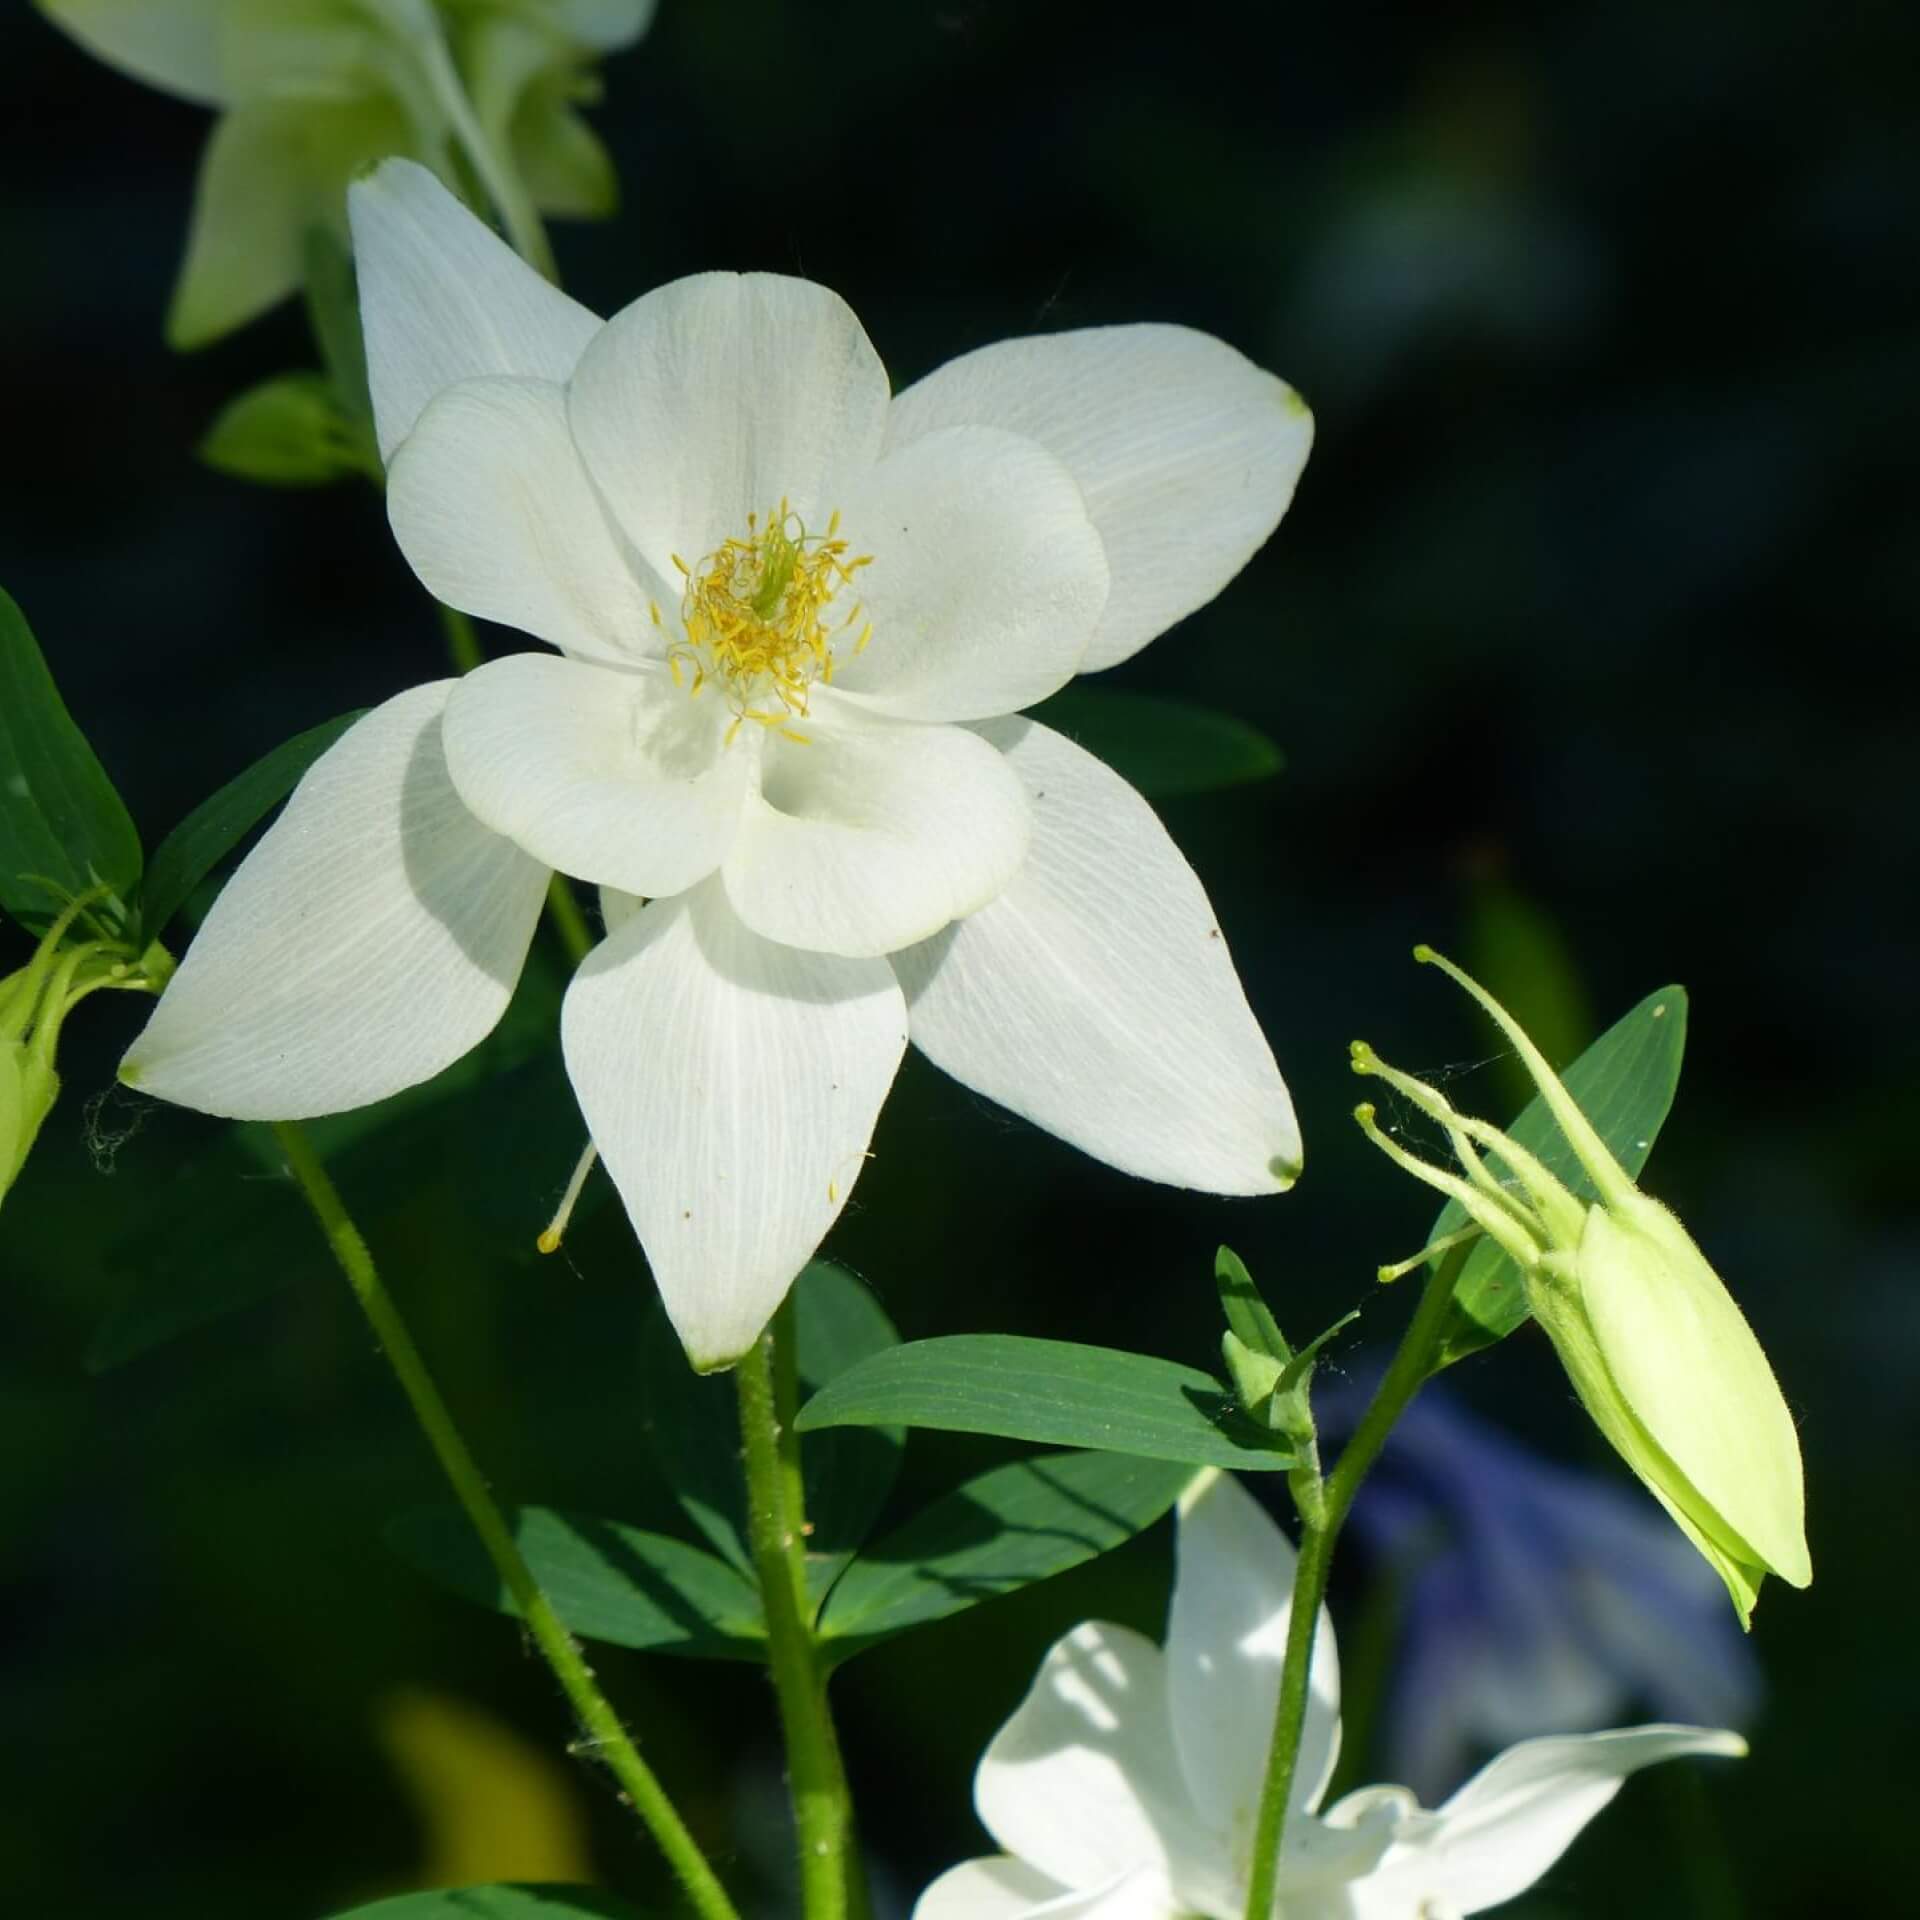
[1240,1246,1469,1920]
[415,28,557,280]
[545,872,596,965]
[272,1120,740,1920]
[737,1304,858,1920]
[436,600,486,674]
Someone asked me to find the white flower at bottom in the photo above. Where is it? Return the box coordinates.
[122,160,1310,1370]
[917,1472,1746,1920]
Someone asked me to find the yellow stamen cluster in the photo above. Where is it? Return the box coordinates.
[664,502,871,744]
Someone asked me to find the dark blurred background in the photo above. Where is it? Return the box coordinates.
[2,1,1914,1914]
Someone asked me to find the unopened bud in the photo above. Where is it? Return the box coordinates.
[1352,948,1809,1626]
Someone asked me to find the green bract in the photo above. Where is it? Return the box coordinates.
[37,0,654,344]
[1352,947,1810,1627]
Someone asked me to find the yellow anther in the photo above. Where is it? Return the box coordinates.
[667,503,873,738]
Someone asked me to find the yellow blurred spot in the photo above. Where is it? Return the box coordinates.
[377,1688,597,1889]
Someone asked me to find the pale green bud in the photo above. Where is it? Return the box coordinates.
[1352,948,1810,1627]
[0,1039,60,1211]
[0,944,69,1215]
[0,893,162,1213]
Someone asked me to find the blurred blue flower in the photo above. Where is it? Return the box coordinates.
[1318,1366,1762,1802]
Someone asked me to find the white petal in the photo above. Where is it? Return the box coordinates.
[442,653,749,899]
[1343,1726,1747,1918]
[887,326,1312,671]
[561,883,906,1369]
[1167,1472,1341,1858]
[388,376,669,666]
[349,157,602,460]
[912,1858,1071,1920]
[919,1868,1177,1920]
[1025,1874,1184,1920]
[894,720,1301,1193]
[121,682,547,1119]
[824,426,1107,722]
[721,700,1030,959]
[567,273,890,581]
[1273,1791,1414,1901]
[975,1622,1218,1900]
[41,0,227,106]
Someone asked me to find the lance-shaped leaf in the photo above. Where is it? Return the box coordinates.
[1025,685,1282,798]
[0,587,142,935]
[795,1335,1299,1470]
[320,1887,650,1919]
[1215,1243,1288,1359]
[1428,984,1688,1366]
[818,1450,1194,1659]
[386,1505,766,1660]
[137,710,364,940]
[199,372,376,487]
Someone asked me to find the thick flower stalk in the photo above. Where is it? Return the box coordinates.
[1350,948,1810,1625]
[122,159,1311,1369]
[36,0,653,343]
[917,1470,1746,1919]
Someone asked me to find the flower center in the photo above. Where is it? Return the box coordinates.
[664,502,871,743]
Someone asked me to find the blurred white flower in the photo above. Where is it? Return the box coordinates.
[36,0,652,343]
[122,160,1311,1368]
[917,1470,1745,1920]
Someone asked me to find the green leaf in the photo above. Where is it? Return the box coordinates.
[303,224,375,431]
[818,1449,1193,1660]
[634,1302,752,1573]
[638,1261,904,1607]
[85,1125,315,1371]
[319,1886,650,1919]
[1215,1244,1288,1359]
[789,1261,905,1601]
[1430,984,1689,1367]
[794,1336,1299,1470]
[137,710,363,940]
[199,371,376,487]
[1025,686,1283,797]
[386,1505,766,1660]
[89,984,570,1372]
[0,586,143,935]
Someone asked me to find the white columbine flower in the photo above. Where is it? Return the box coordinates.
[918,1470,1747,1920]
[36,0,651,344]
[123,158,1309,1369]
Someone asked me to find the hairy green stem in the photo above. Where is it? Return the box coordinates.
[738,1304,860,1920]
[1240,1245,1469,1920]
[272,1121,740,1920]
